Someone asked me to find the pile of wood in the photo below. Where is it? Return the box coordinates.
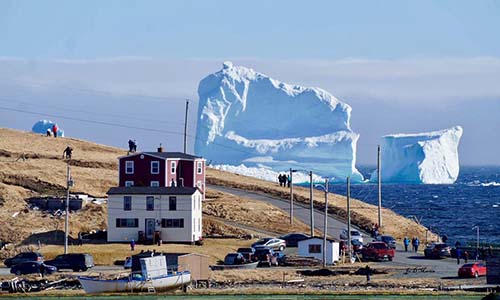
[283,256,321,267]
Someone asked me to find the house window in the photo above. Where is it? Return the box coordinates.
[125,161,134,174]
[146,196,154,211]
[161,218,184,228]
[123,196,132,211]
[170,161,176,174]
[150,181,159,187]
[125,181,134,187]
[116,218,138,228]
[151,161,160,174]
[309,244,322,253]
[197,161,203,174]
[169,196,177,211]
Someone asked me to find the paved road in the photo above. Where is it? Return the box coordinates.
[0,265,122,276]
[208,184,466,279]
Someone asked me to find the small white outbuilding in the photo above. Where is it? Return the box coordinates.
[297,237,340,265]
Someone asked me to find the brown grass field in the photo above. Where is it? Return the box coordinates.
[0,127,437,263]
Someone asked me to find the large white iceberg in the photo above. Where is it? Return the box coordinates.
[195,61,363,182]
[371,126,463,184]
[32,120,65,137]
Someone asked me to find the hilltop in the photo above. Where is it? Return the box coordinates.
[0,128,436,251]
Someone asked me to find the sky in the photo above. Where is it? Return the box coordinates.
[0,0,499,166]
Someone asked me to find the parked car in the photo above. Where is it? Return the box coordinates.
[4,252,44,268]
[254,247,283,267]
[340,229,363,243]
[362,242,395,261]
[279,233,310,247]
[458,262,487,278]
[236,248,256,262]
[44,253,94,272]
[375,235,397,249]
[424,243,451,259]
[123,256,132,269]
[224,253,246,265]
[251,238,286,251]
[10,261,57,276]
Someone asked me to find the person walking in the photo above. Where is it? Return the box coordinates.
[464,251,469,263]
[403,237,410,252]
[52,124,58,138]
[278,174,283,187]
[287,174,291,188]
[365,265,372,283]
[63,146,73,159]
[130,239,136,251]
[414,237,420,252]
[456,248,461,265]
[78,232,83,246]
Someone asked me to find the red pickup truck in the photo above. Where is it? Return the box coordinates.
[362,242,395,261]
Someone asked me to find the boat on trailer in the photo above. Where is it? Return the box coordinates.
[78,255,190,293]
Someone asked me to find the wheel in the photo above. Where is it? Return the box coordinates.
[279,245,284,252]
[474,271,479,278]
[81,267,88,272]
[15,270,22,276]
[388,256,393,261]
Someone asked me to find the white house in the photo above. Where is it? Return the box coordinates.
[107,186,203,243]
[297,237,340,265]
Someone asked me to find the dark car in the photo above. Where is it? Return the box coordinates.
[254,247,283,267]
[424,243,451,259]
[279,233,310,247]
[375,235,397,249]
[4,252,44,268]
[351,239,364,253]
[224,253,246,265]
[44,253,94,272]
[236,247,256,262]
[10,261,57,276]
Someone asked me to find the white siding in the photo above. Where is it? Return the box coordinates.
[297,238,340,265]
[107,190,203,243]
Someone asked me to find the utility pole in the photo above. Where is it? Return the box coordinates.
[473,226,480,261]
[289,168,294,225]
[309,171,314,237]
[64,161,73,254]
[183,100,189,154]
[322,178,329,268]
[377,145,382,229]
[347,176,352,262]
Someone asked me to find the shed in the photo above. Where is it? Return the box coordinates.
[487,256,500,284]
[298,237,339,265]
[178,253,210,281]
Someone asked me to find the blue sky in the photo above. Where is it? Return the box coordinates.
[0,1,499,166]
[1,0,499,59]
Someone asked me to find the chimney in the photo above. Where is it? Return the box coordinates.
[157,143,163,153]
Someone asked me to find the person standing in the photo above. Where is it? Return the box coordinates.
[456,248,461,265]
[403,237,410,252]
[52,124,58,138]
[130,239,135,251]
[464,251,469,263]
[78,232,83,246]
[414,237,420,252]
[287,174,291,188]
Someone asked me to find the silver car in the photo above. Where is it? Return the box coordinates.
[251,238,286,251]
[340,229,364,243]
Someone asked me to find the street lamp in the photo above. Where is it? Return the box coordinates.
[472,225,480,261]
[315,178,329,268]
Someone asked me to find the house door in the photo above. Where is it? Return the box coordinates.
[145,219,155,240]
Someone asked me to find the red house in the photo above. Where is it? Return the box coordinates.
[118,150,206,196]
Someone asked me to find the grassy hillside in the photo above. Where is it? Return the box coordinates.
[0,128,437,251]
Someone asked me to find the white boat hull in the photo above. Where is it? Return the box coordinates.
[79,272,191,293]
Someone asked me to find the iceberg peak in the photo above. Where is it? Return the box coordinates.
[195,62,363,181]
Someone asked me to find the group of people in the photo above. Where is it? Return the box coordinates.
[403,236,420,252]
[277,173,291,187]
[46,124,59,138]
[128,139,137,153]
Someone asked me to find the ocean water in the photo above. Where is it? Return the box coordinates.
[328,166,500,245]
